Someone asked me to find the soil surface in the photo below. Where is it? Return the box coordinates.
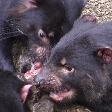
[83,0,112,22]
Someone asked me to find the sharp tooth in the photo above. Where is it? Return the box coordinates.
[52,76,55,78]
[51,77,54,80]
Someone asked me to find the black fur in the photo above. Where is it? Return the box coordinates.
[0,0,85,73]
[0,0,26,72]
[0,69,25,112]
[35,17,112,112]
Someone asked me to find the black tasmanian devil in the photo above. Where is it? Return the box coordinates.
[0,69,26,112]
[35,16,112,112]
[8,0,85,73]
[0,0,85,73]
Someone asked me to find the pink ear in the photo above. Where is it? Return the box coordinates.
[97,48,112,64]
[81,14,97,23]
[21,0,37,9]
[8,0,38,15]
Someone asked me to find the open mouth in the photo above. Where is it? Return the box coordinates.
[23,62,75,103]
[24,62,42,82]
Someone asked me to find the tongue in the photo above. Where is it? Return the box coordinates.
[20,63,42,103]
[20,84,32,103]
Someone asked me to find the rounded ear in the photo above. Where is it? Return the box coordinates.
[81,14,97,23]
[8,0,38,15]
[97,47,112,64]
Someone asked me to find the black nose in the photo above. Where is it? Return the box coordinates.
[34,75,46,86]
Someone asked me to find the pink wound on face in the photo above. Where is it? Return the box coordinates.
[24,62,42,81]
[97,48,112,64]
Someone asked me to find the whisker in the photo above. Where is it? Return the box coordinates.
[44,46,51,63]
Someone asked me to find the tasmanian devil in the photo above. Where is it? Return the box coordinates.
[5,0,84,73]
[7,0,85,45]
[0,69,26,112]
[34,16,112,112]
[0,0,85,73]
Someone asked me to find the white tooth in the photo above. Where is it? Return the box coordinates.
[50,77,53,80]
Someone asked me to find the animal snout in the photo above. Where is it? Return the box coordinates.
[34,75,46,86]
[34,73,62,93]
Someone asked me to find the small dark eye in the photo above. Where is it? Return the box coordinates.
[64,64,74,72]
[38,29,46,38]
[60,58,74,73]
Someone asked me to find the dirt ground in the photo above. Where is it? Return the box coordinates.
[83,0,112,22]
